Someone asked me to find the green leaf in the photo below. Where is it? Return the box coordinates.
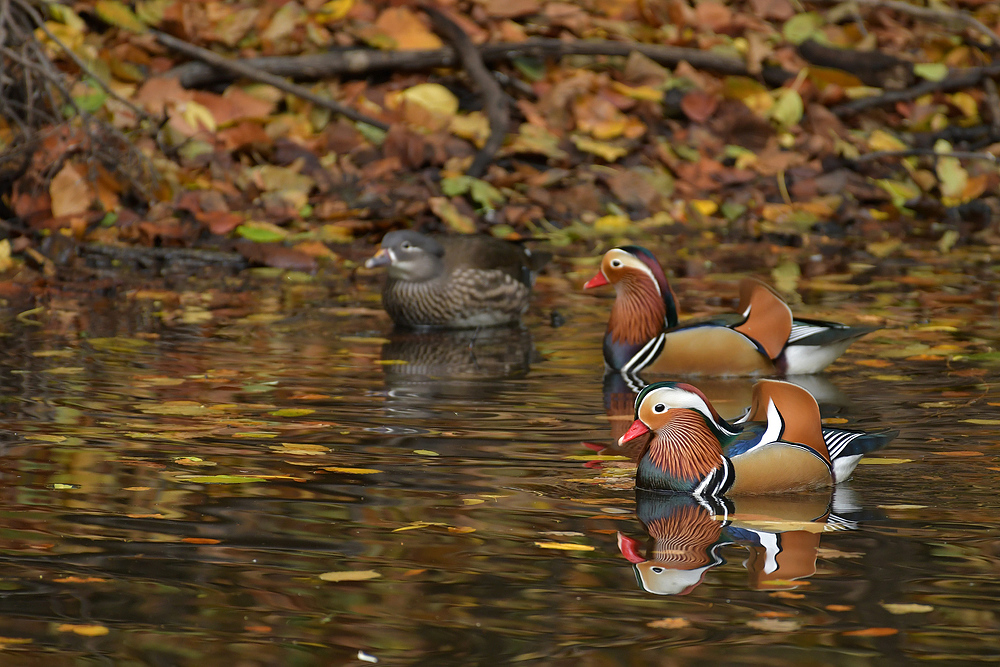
[914,63,948,82]
[782,13,823,45]
[95,0,148,33]
[268,408,316,417]
[236,222,288,243]
[440,176,472,196]
[770,89,804,128]
[181,475,267,484]
[469,179,505,210]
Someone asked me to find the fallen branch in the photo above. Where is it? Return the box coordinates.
[423,5,508,179]
[171,38,780,90]
[832,63,1000,116]
[853,148,998,163]
[151,29,390,131]
[810,0,1000,47]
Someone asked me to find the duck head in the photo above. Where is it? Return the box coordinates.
[583,246,679,328]
[621,382,739,493]
[365,230,445,282]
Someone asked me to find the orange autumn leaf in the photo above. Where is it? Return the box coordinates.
[843,627,898,637]
[681,90,719,123]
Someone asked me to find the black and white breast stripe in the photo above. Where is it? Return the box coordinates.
[693,456,735,498]
[787,322,829,343]
[822,429,865,459]
[622,333,666,374]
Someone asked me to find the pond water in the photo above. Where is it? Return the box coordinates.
[0,253,999,666]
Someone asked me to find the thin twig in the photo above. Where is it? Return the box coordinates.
[811,0,1000,47]
[984,76,1000,137]
[13,0,151,122]
[854,149,998,163]
[151,29,390,131]
[423,5,509,178]
[833,63,1000,115]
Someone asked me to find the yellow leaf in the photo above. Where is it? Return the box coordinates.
[534,542,595,551]
[448,526,476,533]
[318,570,381,582]
[463,498,485,505]
[571,135,628,161]
[413,449,439,457]
[181,100,216,132]
[769,89,803,128]
[747,618,801,632]
[393,522,447,532]
[57,624,110,636]
[323,467,383,474]
[592,214,631,235]
[451,112,490,147]
[950,92,979,118]
[868,129,907,152]
[881,603,933,614]
[428,197,476,234]
[611,82,663,101]
[858,458,913,465]
[961,419,1000,425]
[95,0,147,33]
[401,83,458,117]
[648,617,691,629]
[690,200,718,216]
[913,63,947,82]
[317,0,353,23]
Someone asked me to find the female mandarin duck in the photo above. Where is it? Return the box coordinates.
[619,379,896,495]
[365,230,550,329]
[584,246,878,375]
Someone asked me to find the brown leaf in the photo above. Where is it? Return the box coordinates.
[236,241,318,272]
[374,7,442,50]
[50,163,93,217]
[648,617,691,629]
[680,90,720,123]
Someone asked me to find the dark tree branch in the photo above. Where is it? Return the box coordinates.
[422,5,509,179]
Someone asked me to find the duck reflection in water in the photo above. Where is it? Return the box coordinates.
[378,326,535,417]
[617,489,871,595]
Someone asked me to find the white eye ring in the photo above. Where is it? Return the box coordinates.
[610,259,623,268]
[651,566,664,573]
[401,241,412,250]
[653,403,665,413]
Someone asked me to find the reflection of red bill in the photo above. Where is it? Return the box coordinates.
[617,531,644,564]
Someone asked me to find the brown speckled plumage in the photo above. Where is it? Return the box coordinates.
[368,231,549,329]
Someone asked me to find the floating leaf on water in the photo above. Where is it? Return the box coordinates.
[323,467,382,474]
[747,618,801,632]
[564,455,629,461]
[881,603,933,614]
[855,359,893,368]
[931,450,984,457]
[826,604,854,612]
[393,521,447,532]
[770,591,805,599]
[0,637,33,644]
[174,457,217,466]
[339,336,391,345]
[182,537,221,545]
[842,627,898,637]
[43,367,85,375]
[961,419,1000,426]
[647,617,690,629]
[57,624,109,636]
[50,483,79,490]
[123,486,150,492]
[919,401,957,409]
[318,570,381,582]
[413,450,439,457]
[877,504,927,510]
[448,526,476,534]
[180,475,266,484]
[858,458,912,465]
[272,443,329,455]
[534,542,595,551]
[870,374,912,382]
[24,434,67,442]
[232,432,278,439]
[463,499,485,506]
[268,408,316,417]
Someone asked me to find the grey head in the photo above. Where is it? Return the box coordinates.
[365,230,445,282]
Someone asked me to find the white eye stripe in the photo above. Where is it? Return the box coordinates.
[611,259,623,267]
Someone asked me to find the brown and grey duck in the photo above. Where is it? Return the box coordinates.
[364,230,550,329]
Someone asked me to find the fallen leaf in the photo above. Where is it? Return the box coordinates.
[318,570,381,582]
[842,627,898,637]
[57,624,109,636]
[858,458,913,465]
[413,450,439,457]
[323,467,382,474]
[881,603,933,614]
[648,617,691,629]
[534,542,595,551]
[747,618,800,632]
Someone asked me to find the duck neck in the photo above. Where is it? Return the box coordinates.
[604,275,675,370]
[637,411,724,493]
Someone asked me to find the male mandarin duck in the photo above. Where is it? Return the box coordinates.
[365,230,550,329]
[619,379,897,495]
[584,246,879,375]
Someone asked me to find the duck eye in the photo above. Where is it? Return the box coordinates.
[651,566,664,574]
[653,403,665,413]
[400,241,412,250]
[610,259,623,268]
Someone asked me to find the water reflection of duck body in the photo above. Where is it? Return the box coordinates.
[379,326,535,416]
[618,490,843,595]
